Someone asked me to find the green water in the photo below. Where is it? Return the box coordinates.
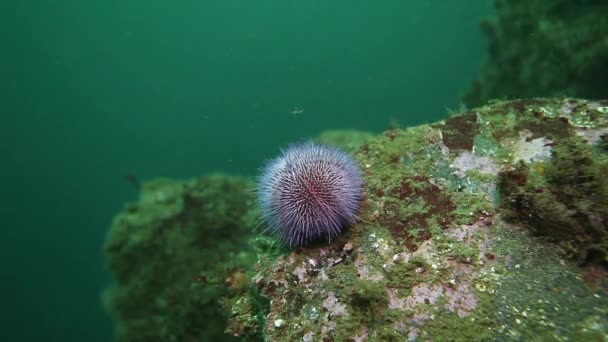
[1,1,491,341]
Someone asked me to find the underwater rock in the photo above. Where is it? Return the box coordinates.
[102,98,607,341]
[315,129,375,154]
[226,98,608,341]
[463,0,608,107]
[102,175,257,342]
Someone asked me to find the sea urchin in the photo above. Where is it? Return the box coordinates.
[257,142,362,247]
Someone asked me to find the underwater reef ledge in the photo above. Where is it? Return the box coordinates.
[463,0,608,107]
[102,98,608,341]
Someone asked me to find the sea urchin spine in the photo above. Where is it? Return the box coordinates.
[257,142,362,247]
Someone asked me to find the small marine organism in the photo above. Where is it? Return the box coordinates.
[289,106,305,115]
[257,142,362,247]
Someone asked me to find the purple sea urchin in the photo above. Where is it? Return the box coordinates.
[257,142,363,247]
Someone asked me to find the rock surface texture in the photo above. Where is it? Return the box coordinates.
[464,0,608,107]
[104,98,608,341]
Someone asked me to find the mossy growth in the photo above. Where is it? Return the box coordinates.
[498,136,608,266]
[349,278,389,321]
[102,175,258,342]
[314,129,375,154]
[420,309,494,342]
[385,255,431,290]
[355,126,460,252]
[463,0,608,107]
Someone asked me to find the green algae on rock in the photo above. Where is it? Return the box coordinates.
[101,98,607,341]
[226,98,608,341]
[102,175,257,342]
[314,129,375,154]
[499,135,608,266]
[463,0,608,107]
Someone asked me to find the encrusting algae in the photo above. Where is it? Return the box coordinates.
[103,98,607,341]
